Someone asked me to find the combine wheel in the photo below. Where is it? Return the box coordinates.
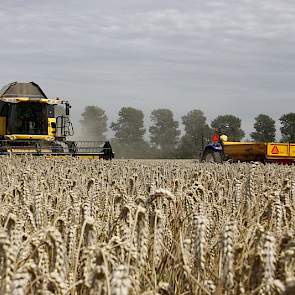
[66,141,78,154]
[51,143,64,154]
[202,150,223,163]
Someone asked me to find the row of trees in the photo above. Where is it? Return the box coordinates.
[79,106,295,158]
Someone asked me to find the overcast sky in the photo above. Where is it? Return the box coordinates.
[0,0,295,138]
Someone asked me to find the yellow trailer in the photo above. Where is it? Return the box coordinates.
[202,138,295,164]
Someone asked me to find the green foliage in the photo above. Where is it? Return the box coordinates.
[149,109,180,158]
[110,107,145,143]
[80,106,107,140]
[280,113,295,142]
[211,114,245,141]
[178,110,210,158]
[250,114,276,142]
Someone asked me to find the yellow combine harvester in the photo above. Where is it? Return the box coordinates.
[0,82,113,159]
[202,132,295,164]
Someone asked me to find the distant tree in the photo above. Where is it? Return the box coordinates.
[280,113,295,142]
[110,139,153,159]
[211,114,245,141]
[149,109,180,157]
[110,107,145,143]
[250,114,276,142]
[178,110,210,158]
[80,106,107,140]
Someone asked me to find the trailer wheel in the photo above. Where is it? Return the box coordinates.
[202,150,223,163]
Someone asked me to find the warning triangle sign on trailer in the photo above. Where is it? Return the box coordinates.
[271,145,279,154]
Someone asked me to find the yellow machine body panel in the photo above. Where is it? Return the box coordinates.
[10,97,50,103]
[289,144,295,157]
[48,118,56,137]
[223,141,266,161]
[5,134,55,141]
[15,97,30,102]
[7,148,52,153]
[265,143,295,160]
[76,155,101,159]
[266,143,290,158]
[0,116,6,135]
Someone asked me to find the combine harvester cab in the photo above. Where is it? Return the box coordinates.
[0,82,114,159]
[202,131,295,164]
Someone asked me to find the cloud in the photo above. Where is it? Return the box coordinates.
[0,0,295,136]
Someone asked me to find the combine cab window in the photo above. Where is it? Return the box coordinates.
[7,102,48,135]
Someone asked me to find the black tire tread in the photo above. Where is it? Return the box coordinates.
[202,150,223,163]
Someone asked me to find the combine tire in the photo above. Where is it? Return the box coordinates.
[202,150,223,163]
[51,143,64,154]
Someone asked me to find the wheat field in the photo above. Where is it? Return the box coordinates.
[0,157,294,294]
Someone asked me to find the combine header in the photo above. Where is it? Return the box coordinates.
[0,82,113,159]
[202,130,295,164]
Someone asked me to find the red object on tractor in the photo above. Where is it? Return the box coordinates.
[212,134,220,143]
